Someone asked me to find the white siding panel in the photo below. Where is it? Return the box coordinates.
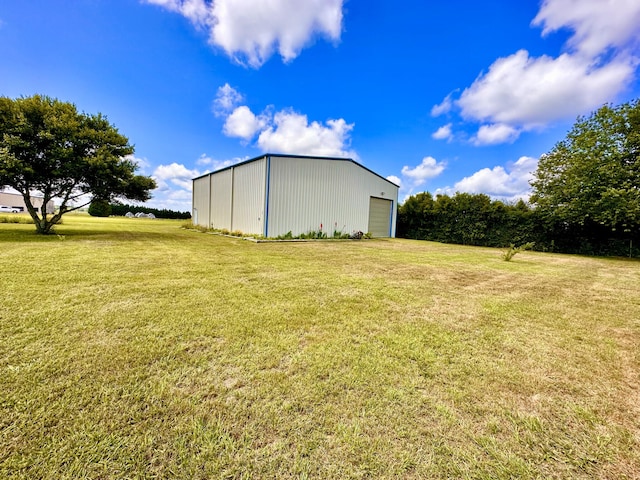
[232,158,266,235]
[210,169,232,230]
[192,176,210,227]
[266,156,398,237]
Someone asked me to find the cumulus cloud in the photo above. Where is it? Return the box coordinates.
[431,92,454,116]
[145,0,210,25]
[257,111,355,158]
[432,0,640,145]
[213,83,243,115]
[445,156,538,201]
[124,154,152,173]
[386,175,401,187]
[432,123,453,141]
[401,156,446,188]
[214,85,357,158]
[393,156,446,199]
[532,0,640,58]
[473,123,521,145]
[223,106,268,140]
[145,0,344,67]
[457,50,634,128]
[153,162,200,191]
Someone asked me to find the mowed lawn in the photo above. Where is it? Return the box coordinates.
[1,215,639,479]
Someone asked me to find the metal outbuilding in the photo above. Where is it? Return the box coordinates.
[192,154,399,238]
[0,189,55,214]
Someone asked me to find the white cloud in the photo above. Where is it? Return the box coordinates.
[400,156,446,188]
[457,50,635,128]
[431,92,455,116]
[432,123,453,141]
[447,156,538,201]
[153,162,200,191]
[213,83,243,115]
[473,123,520,145]
[215,85,356,158]
[394,156,446,200]
[533,0,640,58]
[124,154,152,173]
[145,0,210,25]
[257,111,356,158]
[432,0,640,145]
[223,106,268,140]
[145,0,344,67]
[386,175,401,187]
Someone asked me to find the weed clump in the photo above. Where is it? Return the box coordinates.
[502,242,535,261]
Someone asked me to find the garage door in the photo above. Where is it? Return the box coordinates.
[368,197,392,237]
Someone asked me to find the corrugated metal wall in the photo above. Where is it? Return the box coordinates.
[231,157,266,234]
[266,156,398,237]
[210,169,232,230]
[192,155,398,237]
[0,192,54,214]
[192,176,210,227]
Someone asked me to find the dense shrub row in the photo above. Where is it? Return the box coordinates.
[110,203,191,220]
[397,192,639,257]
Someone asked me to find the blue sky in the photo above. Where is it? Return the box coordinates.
[2,0,639,211]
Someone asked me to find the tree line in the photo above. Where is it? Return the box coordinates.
[397,99,640,258]
[109,203,191,219]
[397,192,638,257]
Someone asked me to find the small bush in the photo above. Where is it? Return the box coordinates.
[88,200,111,217]
[502,242,535,261]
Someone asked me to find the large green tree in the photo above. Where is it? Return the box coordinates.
[531,100,640,233]
[0,95,156,233]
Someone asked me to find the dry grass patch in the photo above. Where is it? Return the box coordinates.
[1,216,639,478]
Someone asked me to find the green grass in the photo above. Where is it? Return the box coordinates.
[1,215,639,479]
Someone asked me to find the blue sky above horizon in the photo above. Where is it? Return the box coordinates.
[1,0,639,211]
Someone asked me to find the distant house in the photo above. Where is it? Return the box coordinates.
[0,189,55,214]
[192,154,399,238]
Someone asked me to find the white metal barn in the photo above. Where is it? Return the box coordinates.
[192,154,399,238]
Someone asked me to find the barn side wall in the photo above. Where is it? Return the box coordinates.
[210,169,232,230]
[192,176,210,227]
[231,157,266,235]
[266,156,398,238]
[0,191,55,214]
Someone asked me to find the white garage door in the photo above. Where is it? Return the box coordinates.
[368,197,392,237]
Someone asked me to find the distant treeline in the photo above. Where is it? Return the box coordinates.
[397,192,639,258]
[110,203,191,220]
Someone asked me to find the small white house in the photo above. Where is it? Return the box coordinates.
[192,154,399,238]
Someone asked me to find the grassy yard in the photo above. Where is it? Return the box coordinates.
[1,215,639,479]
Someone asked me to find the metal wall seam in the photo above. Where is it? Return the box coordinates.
[230,166,234,232]
[264,155,271,238]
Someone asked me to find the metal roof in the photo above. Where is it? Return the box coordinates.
[192,153,400,187]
